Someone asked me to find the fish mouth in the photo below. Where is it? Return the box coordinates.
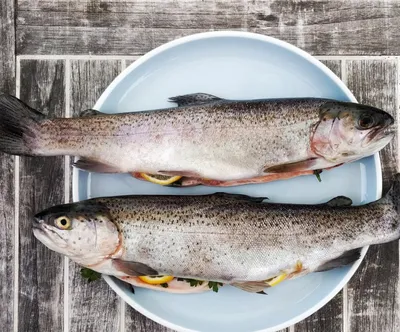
[32,217,44,230]
[363,125,395,146]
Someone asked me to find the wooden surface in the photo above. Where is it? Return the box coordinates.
[0,1,399,332]
[0,0,15,331]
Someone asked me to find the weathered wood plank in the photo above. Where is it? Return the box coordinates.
[69,60,122,332]
[346,59,400,332]
[294,59,344,332]
[16,0,400,55]
[18,60,65,332]
[0,0,16,331]
[125,305,174,332]
[319,60,342,80]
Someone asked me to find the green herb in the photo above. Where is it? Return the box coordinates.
[160,283,169,288]
[80,268,101,282]
[313,169,322,182]
[177,278,204,287]
[208,281,223,293]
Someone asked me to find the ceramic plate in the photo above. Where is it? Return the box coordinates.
[72,32,381,332]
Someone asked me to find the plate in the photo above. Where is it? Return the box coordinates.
[72,32,381,332]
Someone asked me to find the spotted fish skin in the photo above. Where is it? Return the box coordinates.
[33,175,400,285]
[0,94,394,183]
[93,188,399,283]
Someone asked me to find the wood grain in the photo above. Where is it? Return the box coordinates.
[0,0,16,330]
[345,59,400,332]
[18,60,65,332]
[69,60,122,332]
[16,0,400,55]
[294,59,344,332]
[125,306,174,332]
[319,60,342,80]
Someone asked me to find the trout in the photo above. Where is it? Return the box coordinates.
[0,93,394,186]
[33,174,400,294]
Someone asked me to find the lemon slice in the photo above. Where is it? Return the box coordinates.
[138,275,175,285]
[265,273,287,287]
[140,173,182,185]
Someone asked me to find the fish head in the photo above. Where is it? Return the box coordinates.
[312,101,394,163]
[33,202,120,265]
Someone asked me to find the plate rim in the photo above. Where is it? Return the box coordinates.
[72,31,383,332]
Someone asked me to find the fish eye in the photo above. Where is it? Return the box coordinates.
[55,216,71,230]
[357,114,375,129]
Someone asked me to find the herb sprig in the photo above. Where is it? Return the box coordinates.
[80,268,101,282]
[313,169,322,182]
[177,278,223,292]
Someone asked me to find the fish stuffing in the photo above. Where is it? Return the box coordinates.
[33,175,400,294]
[0,93,394,187]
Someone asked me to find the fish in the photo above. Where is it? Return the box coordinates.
[0,93,394,187]
[32,174,400,294]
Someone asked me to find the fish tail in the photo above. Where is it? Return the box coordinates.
[0,94,45,156]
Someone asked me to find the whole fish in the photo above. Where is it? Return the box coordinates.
[33,174,400,294]
[0,93,394,187]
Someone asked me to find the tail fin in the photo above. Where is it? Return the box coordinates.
[0,94,45,156]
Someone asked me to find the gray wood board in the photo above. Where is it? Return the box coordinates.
[16,0,400,55]
[18,60,66,332]
[345,59,400,332]
[0,0,16,330]
[68,59,122,332]
[294,59,344,332]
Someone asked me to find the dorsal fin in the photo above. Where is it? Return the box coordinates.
[168,93,223,107]
[326,196,353,207]
[79,109,104,117]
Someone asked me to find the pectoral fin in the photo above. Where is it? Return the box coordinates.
[212,193,268,203]
[112,259,158,276]
[73,158,122,173]
[326,196,353,207]
[264,158,318,173]
[315,249,362,272]
[168,93,223,107]
[231,281,270,294]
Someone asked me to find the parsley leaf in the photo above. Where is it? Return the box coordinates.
[80,268,101,283]
[313,169,322,182]
[177,278,204,287]
[208,281,223,293]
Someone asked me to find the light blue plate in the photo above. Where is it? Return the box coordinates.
[72,32,381,332]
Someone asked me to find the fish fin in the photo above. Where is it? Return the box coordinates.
[264,158,318,173]
[158,170,201,177]
[79,109,105,117]
[73,158,122,173]
[0,94,45,156]
[168,93,223,107]
[315,249,362,272]
[326,196,353,207]
[112,259,158,276]
[231,281,269,293]
[257,291,268,295]
[212,192,268,203]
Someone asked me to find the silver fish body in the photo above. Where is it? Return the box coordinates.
[0,94,394,185]
[33,175,400,289]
